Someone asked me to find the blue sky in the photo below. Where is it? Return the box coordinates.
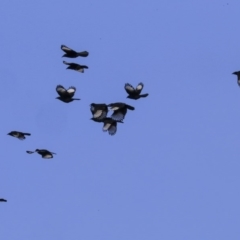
[1,1,240,239]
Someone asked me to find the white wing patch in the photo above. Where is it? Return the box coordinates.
[94,110,103,118]
[125,83,135,92]
[136,83,144,91]
[62,46,72,51]
[67,87,76,94]
[56,85,66,93]
[103,123,111,131]
[43,154,53,159]
[109,106,120,111]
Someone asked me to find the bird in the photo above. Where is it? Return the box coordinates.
[232,71,240,86]
[108,102,135,121]
[124,82,149,100]
[61,45,89,58]
[0,198,7,202]
[63,61,88,73]
[90,103,108,120]
[26,149,56,159]
[7,131,31,140]
[56,85,80,103]
[91,117,123,135]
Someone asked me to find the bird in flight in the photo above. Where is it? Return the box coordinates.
[26,149,56,159]
[232,71,240,86]
[124,82,149,100]
[56,85,80,103]
[7,131,31,140]
[108,102,135,121]
[0,198,7,202]
[63,61,88,73]
[61,45,89,58]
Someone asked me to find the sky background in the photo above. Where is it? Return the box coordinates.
[1,0,240,239]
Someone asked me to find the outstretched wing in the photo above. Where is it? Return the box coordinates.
[61,45,76,54]
[66,86,76,97]
[56,85,67,97]
[111,108,127,121]
[103,121,117,135]
[136,82,144,94]
[124,83,135,95]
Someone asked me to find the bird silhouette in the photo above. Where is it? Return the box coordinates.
[90,103,108,120]
[63,61,88,73]
[0,198,7,202]
[26,149,56,159]
[61,45,89,58]
[7,131,31,140]
[56,85,80,103]
[108,102,135,121]
[232,71,240,86]
[124,82,149,100]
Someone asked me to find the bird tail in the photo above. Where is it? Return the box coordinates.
[23,133,31,136]
[140,93,149,98]
[125,104,135,110]
[73,98,81,100]
[77,51,89,57]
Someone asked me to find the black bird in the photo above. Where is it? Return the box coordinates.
[91,117,123,135]
[0,198,7,202]
[63,61,88,73]
[56,85,80,103]
[61,45,89,58]
[124,82,149,100]
[232,71,240,86]
[108,102,135,121]
[90,103,108,120]
[7,131,31,140]
[27,149,56,159]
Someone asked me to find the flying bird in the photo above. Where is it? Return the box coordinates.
[26,149,56,159]
[91,117,123,135]
[124,82,149,100]
[232,71,240,86]
[61,45,89,58]
[7,131,31,140]
[56,85,80,103]
[63,61,88,73]
[108,102,135,121]
[0,198,7,202]
[90,103,108,120]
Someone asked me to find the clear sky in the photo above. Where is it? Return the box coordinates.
[1,0,240,239]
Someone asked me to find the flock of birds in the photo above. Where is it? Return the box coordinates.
[1,44,149,203]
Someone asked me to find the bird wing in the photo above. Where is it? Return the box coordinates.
[136,82,144,94]
[63,60,70,65]
[124,83,135,95]
[66,86,76,97]
[93,109,104,119]
[111,109,127,121]
[108,124,117,135]
[26,150,35,154]
[56,85,67,97]
[61,45,76,54]
[103,122,111,132]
